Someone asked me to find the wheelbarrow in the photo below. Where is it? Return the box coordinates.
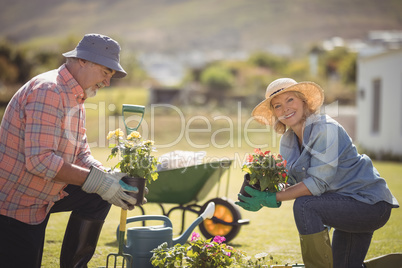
[120,104,249,243]
[137,159,249,242]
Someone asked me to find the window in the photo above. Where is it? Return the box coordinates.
[372,79,381,134]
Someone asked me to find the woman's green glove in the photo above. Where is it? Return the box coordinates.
[235,186,281,211]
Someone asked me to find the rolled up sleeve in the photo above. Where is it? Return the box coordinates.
[75,140,103,169]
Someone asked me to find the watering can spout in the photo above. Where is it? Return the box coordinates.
[173,202,215,245]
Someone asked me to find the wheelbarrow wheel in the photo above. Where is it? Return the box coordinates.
[198,197,241,243]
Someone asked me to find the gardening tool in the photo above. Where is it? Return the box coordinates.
[106,104,145,268]
[122,104,145,134]
[105,209,133,268]
[103,104,144,268]
[116,202,215,268]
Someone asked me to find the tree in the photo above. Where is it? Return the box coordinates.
[0,39,20,84]
[200,65,234,105]
[248,51,287,72]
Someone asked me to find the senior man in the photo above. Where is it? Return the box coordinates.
[0,33,139,267]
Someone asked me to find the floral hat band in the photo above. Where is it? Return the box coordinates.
[252,78,324,125]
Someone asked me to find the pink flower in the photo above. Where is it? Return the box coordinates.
[247,154,254,163]
[191,232,200,242]
[213,236,226,244]
[254,148,265,156]
[282,172,287,178]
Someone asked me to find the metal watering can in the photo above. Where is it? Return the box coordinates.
[116,202,215,268]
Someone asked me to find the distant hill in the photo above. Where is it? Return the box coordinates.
[1,0,402,53]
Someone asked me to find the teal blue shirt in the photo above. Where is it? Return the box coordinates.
[280,114,399,207]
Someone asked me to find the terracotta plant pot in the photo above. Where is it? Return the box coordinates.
[238,173,261,201]
[121,176,147,206]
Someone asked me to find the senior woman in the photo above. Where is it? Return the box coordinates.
[236,78,399,268]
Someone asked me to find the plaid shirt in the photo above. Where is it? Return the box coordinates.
[0,64,102,224]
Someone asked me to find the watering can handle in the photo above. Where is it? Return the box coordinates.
[122,104,145,134]
[116,215,173,241]
[125,215,173,227]
[200,202,215,220]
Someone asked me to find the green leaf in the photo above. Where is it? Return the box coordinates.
[242,167,251,173]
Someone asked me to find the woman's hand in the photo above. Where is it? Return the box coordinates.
[235,186,281,211]
[279,183,290,191]
[276,182,312,202]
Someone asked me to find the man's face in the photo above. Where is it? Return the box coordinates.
[79,60,116,99]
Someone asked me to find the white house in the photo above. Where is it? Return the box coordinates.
[356,48,402,156]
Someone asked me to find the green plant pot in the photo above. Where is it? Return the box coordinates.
[122,176,147,206]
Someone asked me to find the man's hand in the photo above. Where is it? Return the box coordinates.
[82,166,138,210]
[235,186,281,211]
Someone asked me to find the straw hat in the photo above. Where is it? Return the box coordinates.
[63,33,127,78]
[252,78,324,125]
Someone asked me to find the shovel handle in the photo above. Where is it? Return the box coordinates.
[116,209,128,255]
[120,209,127,232]
[122,104,145,114]
[122,104,145,134]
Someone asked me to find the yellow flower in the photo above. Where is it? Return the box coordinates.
[115,128,124,137]
[107,129,125,140]
[106,128,159,184]
[107,130,115,140]
[143,140,155,146]
[127,131,141,140]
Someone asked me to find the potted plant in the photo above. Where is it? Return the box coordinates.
[151,232,241,267]
[107,128,159,205]
[151,232,278,267]
[239,149,288,199]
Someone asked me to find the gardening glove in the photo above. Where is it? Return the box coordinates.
[236,186,281,212]
[82,166,138,210]
[235,196,263,212]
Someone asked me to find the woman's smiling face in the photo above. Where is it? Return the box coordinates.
[271,91,305,130]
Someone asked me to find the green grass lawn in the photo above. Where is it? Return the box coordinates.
[40,88,401,267]
[42,155,402,267]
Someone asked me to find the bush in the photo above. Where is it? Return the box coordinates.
[201,65,234,91]
[248,51,287,73]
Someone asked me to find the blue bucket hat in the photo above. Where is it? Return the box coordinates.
[62,33,127,78]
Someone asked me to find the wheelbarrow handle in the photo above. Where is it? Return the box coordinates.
[122,104,145,134]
